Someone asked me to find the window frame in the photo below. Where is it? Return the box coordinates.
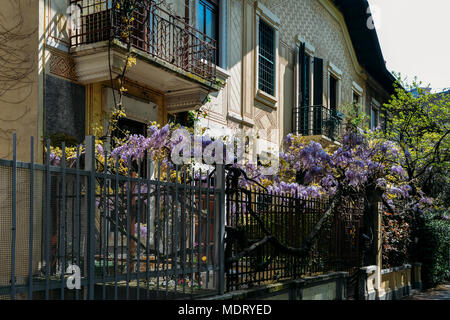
[352,81,364,113]
[197,0,220,65]
[370,98,381,130]
[254,1,280,110]
[257,19,276,96]
[295,36,315,108]
[294,36,315,135]
[195,0,229,69]
[327,62,342,110]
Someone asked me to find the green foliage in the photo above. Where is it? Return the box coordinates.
[379,76,450,205]
[215,78,226,87]
[340,102,369,129]
[415,209,450,288]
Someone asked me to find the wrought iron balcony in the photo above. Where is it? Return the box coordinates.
[293,105,343,143]
[70,0,217,83]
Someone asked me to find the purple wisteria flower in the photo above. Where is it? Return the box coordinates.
[390,165,405,177]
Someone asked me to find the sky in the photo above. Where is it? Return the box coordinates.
[367,0,450,92]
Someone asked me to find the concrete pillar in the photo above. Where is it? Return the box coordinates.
[359,265,377,300]
[412,262,423,289]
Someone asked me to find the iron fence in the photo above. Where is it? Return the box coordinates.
[0,135,225,300]
[70,0,217,83]
[225,174,365,292]
[0,134,368,300]
[293,105,343,141]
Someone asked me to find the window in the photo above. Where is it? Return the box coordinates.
[254,2,279,109]
[329,75,338,110]
[328,63,342,111]
[112,117,147,140]
[353,91,361,105]
[198,0,219,64]
[299,48,312,108]
[352,81,364,114]
[258,20,275,96]
[295,38,316,135]
[371,98,380,130]
[112,117,147,175]
[371,107,379,130]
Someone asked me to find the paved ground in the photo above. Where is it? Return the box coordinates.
[402,283,450,300]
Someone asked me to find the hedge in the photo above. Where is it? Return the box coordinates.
[414,209,450,289]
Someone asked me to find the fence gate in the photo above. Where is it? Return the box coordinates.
[224,167,365,297]
[0,135,225,300]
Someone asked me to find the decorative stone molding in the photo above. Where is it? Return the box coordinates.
[166,87,210,113]
[71,41,221,93]
[49,48,78,82]
[216,65,231,83]
[352,81,364,96]
[371,97,381,108]
[329,62,343,79]
[255,1,281,27]
[227,111,255,127]
[227,110,243,122]
[296,35,316,56]
[255,89,279,110]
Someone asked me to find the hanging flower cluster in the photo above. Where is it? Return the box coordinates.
[110,123,171,163]
[47,120,414,205]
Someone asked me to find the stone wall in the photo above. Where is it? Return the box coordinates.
[359,264,420,300]
[45,74,86,144]
[204,272,348,300]
[378,264,412,300]
[0,0,40,162]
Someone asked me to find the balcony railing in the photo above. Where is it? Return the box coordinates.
[293,105,343,142]
[70,0,217,83]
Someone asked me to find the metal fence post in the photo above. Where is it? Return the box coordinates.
[374,201,383,299]
[85,136,96,300]
[10,133,17,300]
[215,164,226,295]
[28,136,34,299]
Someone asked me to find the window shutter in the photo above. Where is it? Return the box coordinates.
[299,43,307,107]
[313,57,324,134]
[313,57,323,106]
[298,43,308,135]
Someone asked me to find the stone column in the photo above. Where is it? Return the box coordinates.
[412,262,423,289]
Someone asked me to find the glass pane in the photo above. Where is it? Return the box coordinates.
[258,20,275,96]
[371,108,376,129]
[330,76,337,109]
[353,92,358,104]
[205,8,217,40]
[198,3,205,34]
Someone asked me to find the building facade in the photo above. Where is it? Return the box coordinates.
[0,0,396,163]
